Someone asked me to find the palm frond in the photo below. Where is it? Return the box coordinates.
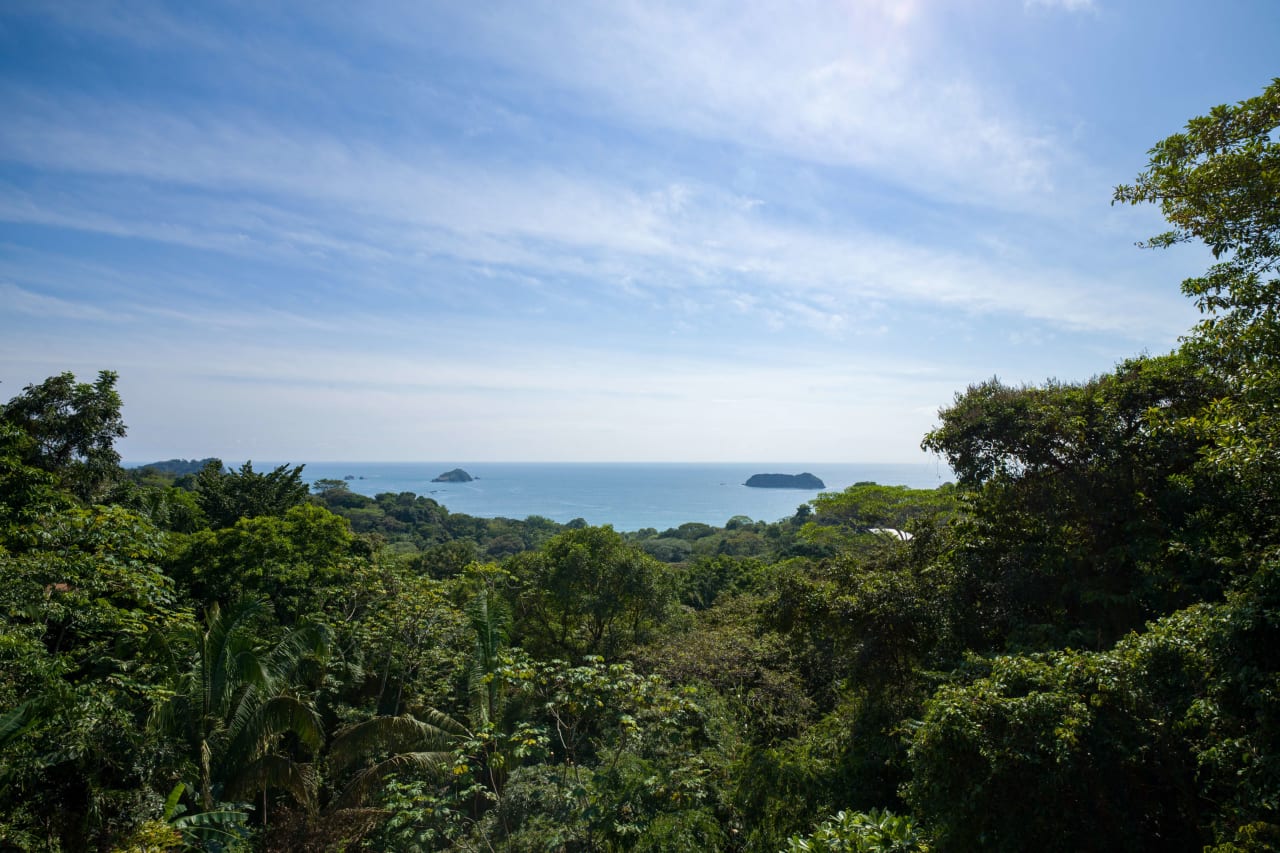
[225,645,271,701]
[206,598,267,672]
[0,698,40,747]
[223,754,319,812]
[222,694,324,775]
[467,590,511,664]
[265,620,331,684]
[334,750,453,810]
[467,590,512,725]
[417,706,470,739]
[328,713,463,776]
[260,694,326,751]
[222,681,263,748]
[208,600,271,714]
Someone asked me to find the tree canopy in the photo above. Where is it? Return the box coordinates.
[0,370,125,503]
[1115,78,1280,496]
[194,459,308,529]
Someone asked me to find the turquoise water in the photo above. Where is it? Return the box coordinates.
[289,461,952,532]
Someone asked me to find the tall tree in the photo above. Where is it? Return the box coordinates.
[506,526,674,661]
[901,79,1280,853]
[922,352,1230,650]
[169,502,369,619]
[1114,79,1280,505]
[0,505,189,850]
[194,459,308,529]
[0,421,67,539]
[0,370,125,503]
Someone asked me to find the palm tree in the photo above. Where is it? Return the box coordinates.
[159,597,329,814]
[325,708,466,809]
[467,588,512,728]
[321,588,514,810]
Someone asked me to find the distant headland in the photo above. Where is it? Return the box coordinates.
[432,468,474,483]
[129,458,218,476]
[744,472,825,489]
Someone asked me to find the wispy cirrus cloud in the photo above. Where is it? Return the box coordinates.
[0,90,1187,340]
[0,281,115,321]
[341,1,1058,208]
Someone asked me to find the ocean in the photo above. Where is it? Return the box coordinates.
[287,461,952,532]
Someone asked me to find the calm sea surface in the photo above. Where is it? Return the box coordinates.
[279,461,952,532]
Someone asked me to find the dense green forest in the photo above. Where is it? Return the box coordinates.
[2,82,1278,852]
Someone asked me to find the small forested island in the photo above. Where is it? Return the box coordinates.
[432,467,474,482]
[745,471,825,489]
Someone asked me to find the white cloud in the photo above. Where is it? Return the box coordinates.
[0,92,1189,341]
[365,0,1058,207]
[0,282,115,321]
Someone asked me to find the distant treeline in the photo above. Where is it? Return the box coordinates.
[131,457,219,477]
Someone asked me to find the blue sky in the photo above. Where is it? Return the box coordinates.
[1,1,1276,462]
